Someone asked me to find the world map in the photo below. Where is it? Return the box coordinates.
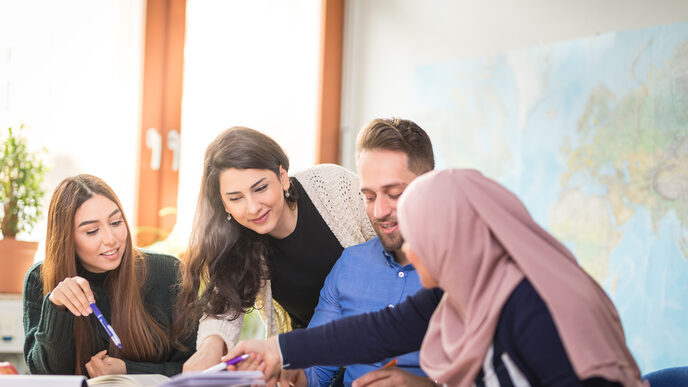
[413,22,688,372]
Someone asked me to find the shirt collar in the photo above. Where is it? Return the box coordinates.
[377,239,415,270]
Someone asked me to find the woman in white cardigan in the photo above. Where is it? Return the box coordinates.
[174,127,375,371]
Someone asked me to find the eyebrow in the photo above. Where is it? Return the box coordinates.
[77,209,122,228]
[361,182,407,192]
[225,178,267,196]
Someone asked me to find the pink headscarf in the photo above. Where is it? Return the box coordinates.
[397,169,644,387]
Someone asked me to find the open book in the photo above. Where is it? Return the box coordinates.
[87,371,265,387]
[87,374,170,387]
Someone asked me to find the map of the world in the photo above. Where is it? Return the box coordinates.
[413,21,688,372]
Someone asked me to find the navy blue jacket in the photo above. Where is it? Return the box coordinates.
[280,280,622,386]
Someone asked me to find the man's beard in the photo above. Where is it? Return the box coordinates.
[373,222,404,251]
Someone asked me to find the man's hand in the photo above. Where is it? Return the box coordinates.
[224,336,282,385]
[353,367,436,387]
[85,350,126,377]
[183,334,227,372]
[278,369,307,387]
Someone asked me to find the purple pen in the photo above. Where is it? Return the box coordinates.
[90,302,122,349]
[201,354,250,373]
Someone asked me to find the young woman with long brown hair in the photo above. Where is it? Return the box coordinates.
[175,127,375,371]
[23,175,195,376]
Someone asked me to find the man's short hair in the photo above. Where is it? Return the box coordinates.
[356,118,435,175]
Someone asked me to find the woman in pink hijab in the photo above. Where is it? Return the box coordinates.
[398,169,645,387]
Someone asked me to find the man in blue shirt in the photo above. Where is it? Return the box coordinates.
[305,239,425,386]
[304,118,436,387]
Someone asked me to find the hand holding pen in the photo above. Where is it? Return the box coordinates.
[201,353,252,373]
[221,336,282,383]
[49,276,96,317]
[49,276,123,349]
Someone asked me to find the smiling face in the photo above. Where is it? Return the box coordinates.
[73,194,128,273]
[219,166,293,238]
[357,149,419,253]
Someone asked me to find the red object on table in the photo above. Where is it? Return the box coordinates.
[0,362,18,375]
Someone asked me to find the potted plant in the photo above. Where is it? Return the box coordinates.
[0,125,47,294]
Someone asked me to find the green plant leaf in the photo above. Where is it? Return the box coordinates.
[0,125,48,238]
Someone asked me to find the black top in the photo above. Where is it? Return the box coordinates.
[281,281,622,387]
[23,251,195,376]
[476,279,621,387]
[269,178,344,329]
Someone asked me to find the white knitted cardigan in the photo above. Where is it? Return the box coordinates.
[196,164,376,349]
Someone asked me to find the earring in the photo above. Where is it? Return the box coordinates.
[227,213,232,221]
[284,190,290,198]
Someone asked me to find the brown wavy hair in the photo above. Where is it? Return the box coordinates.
[174,127,298,344]
[41,175,171,375]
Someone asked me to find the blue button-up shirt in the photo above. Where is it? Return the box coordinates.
[305,237,426,386]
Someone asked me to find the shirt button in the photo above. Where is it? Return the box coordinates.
[388,304,395,308]
[398,272,405,278]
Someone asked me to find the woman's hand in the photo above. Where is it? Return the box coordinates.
[85,350,126,377]
[224,336,282,384]
[48,276,95,316]
[182,334,227,372]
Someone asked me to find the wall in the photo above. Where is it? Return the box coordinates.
[339,0,688,373]
[339,0,688,168]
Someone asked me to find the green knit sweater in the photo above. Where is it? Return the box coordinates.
[22,251,195,376]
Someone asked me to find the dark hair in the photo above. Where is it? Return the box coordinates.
[43,175,171,374]
[356,118,435,174]
[174,127,297,343]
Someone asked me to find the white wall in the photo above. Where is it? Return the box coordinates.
[0,0,144,261]
[339,0,688,168]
